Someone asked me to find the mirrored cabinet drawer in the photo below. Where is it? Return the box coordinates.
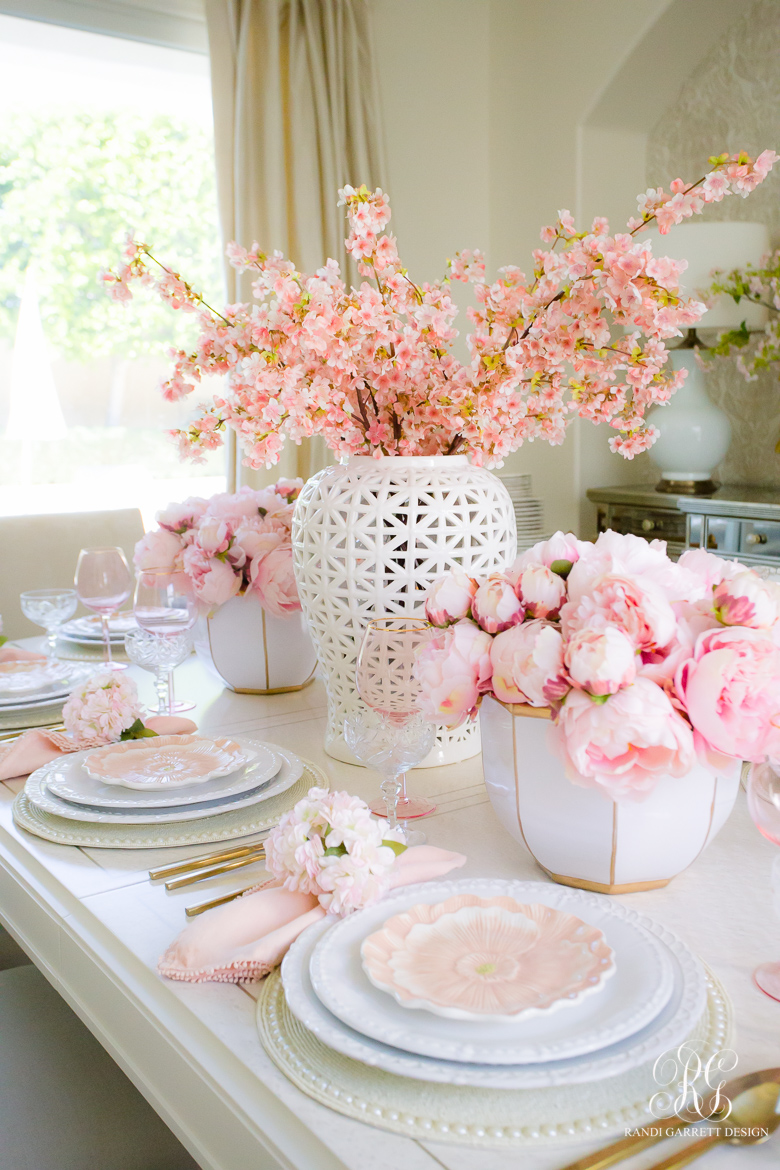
[740,521,780,558]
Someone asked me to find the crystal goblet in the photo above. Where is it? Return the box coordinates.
[344,709,435,846]
[124,628,193,716]
[20,588,77,657]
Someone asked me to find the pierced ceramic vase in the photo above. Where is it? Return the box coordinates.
[292,454,516,765]
[480,695,740,894]
[193,591,317,694]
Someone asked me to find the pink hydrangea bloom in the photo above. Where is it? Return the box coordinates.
[712,570,780,630]
[675,627,780,767]
[264,786,402,915]
[472,575,525,634]
[62,672,142,748]
[490,620,569,707]
[514,564,567,620]
[555,679,695,801]
[414,619,493,726]
[565,625,637,696]
[425,569,477,627]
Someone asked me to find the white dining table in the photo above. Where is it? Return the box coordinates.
[0,647,778,1170]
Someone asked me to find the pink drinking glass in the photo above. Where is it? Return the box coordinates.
[74,546,132,670]
[355,617,436,821]
[746,762,780,1002]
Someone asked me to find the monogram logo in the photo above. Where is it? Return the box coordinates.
[648,1043,738,1121]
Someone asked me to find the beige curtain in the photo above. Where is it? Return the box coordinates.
[205,0,386,488]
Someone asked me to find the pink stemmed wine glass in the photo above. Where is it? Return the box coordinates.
[746,762,780,1002]
[74,547,132,670]
[354,617,437,823]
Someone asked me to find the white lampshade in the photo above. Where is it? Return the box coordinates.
[646,221,769,330]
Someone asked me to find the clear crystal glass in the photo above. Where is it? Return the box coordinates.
[124,627,192,716]
[344,709,436,845]
[20,588,77,656]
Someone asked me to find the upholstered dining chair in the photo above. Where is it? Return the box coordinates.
[0,509,144,639]
[0,962,199,1170]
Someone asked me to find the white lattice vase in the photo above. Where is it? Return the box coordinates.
[292,455,516,765]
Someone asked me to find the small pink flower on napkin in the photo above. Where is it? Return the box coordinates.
[158,845,467,984]
[0,715,198,782]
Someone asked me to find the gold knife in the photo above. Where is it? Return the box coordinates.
[149,835,269,881]
[186,883,258,917]
[164,849,266,890]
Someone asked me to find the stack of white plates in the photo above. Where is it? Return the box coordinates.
[498,474,545,550]
[281,878,707,1089]
[24,735,303,826]
[59,613,138,647]
[0,659,95,715]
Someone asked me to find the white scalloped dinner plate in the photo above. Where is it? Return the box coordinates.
[282,906,707,1088]
[46,746,281,808]
[25,738,300,824]
[309,880,677,1066]
[0,660,94,706]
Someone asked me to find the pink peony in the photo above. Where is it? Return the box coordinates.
[515,564,567,620]
[490,620,569,707]
[156,496,208,534]
[675,626,780,766]
[567,530,699,607]
[414,619,493,726]
[471,575,525,634]
[133,527,185,573]
[677,548,742,595]
[712,570,779,630]
[510,531,588,575]
[424,569,477,627]
[555,678,695,800]
[565,625,637,696]
[182,545,242,608]
[253,546,300,616]
[63,672,142,747]
[562,573,677,652]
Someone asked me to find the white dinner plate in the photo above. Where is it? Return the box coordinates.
[0,661,95,707]
[309,879,676,1066]
[47,746,281,808]
[25,740,302,824]
[282,908,706,1088]
[59,614,137,644]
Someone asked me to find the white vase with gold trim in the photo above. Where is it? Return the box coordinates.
[193,591,317,694]
[480,694,740,894]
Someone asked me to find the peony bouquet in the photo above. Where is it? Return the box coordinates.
[134,480,303,614]
[264,786,406,915]
[416,532,780,800]
[103,152,775,470]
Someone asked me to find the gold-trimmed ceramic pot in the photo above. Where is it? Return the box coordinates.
[480,694,740,894]
[193,591,317,694]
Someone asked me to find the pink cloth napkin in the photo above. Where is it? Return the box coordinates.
[158,844,468,983]
[0,715,198,782]
[0,645,47,665]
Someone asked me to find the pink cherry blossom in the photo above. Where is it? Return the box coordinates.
[564,625,637,696]
[103,153,775,470]
[675,626,780,767]
[555,679,695,801]
[515,564,567,620]
[414,619,493,726]
[472,575,525,633]
[490,620,569,707]
[712,570,779,630]
[425,569,477,627]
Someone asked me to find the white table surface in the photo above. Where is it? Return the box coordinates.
[1,647,779,1170]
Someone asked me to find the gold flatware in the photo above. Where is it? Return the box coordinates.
[0,722,66,744]
[186,883,258,917]
[645,1067,780,1169]
[149,835,269,881]
[164,849,266,890]
[560,1067,780,1170]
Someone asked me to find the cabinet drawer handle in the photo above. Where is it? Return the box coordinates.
[746,532,768,545]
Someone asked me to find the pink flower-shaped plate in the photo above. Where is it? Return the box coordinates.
[361,894,615,1022]
[82,735,256,790]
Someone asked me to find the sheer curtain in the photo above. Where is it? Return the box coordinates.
[205,0,386,487]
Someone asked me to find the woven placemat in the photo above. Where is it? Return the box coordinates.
[12,757,323,849]
[256,964,733,1149]
[0,702,65,733]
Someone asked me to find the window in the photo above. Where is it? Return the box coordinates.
[0,14,225,527]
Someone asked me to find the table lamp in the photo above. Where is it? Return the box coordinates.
[645,221,769,495]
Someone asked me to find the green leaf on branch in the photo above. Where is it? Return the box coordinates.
[120,718,158,741]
